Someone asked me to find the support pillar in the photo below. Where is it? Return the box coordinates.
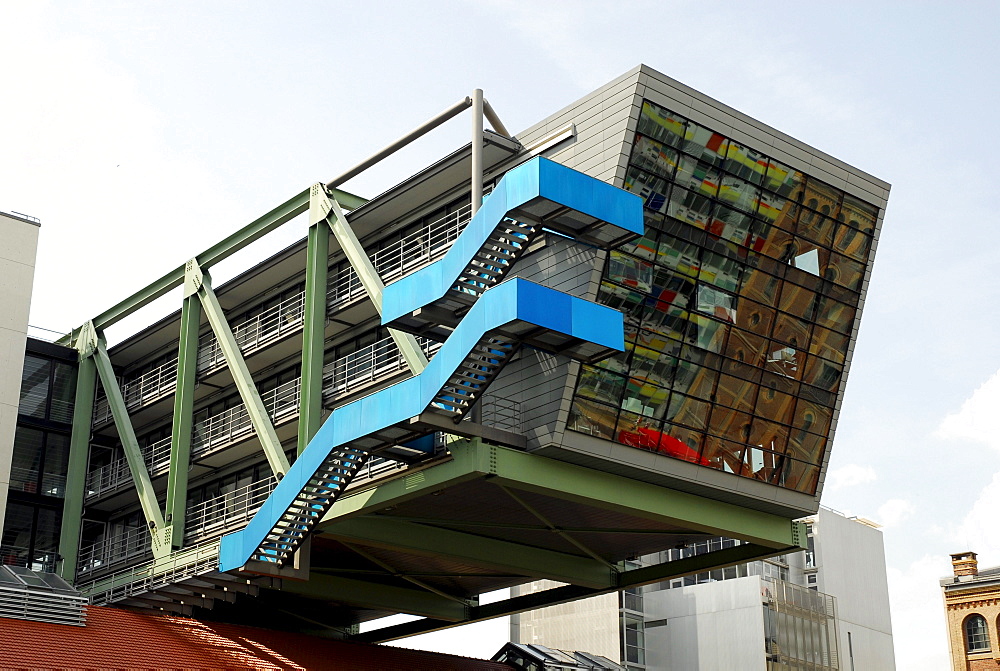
[58,353,96,581]
[299,188,331,454]
[165,294,201,549]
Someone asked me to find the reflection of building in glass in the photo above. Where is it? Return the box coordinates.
[570,95,881,495]
[514,508,896,671]
[940,552,1000,670]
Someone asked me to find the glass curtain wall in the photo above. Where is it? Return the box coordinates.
[569,100,878,495]
[2,345,76,572]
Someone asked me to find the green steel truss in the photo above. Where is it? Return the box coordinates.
[60,186,366,580]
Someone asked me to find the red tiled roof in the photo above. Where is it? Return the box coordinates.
[0,606,514,670]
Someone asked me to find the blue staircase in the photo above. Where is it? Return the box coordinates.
[217,158,643,572]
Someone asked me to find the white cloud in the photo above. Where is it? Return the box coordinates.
[936,369,1000,452]
[886,555,952,671]
[824,463,877,493]
[954,471,1000,559]
[877,498,915,528]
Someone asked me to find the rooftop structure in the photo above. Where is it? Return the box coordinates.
[2,64,888,645]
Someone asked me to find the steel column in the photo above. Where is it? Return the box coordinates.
[92,339,167,552]
[165,294,201,549]
[189,261,291,478]
[299,188,331,454]
[58,354,96,581]
[469,88,485,424]
[471,88,484,216]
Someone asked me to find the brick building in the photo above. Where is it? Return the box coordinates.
[941,552,1000,669]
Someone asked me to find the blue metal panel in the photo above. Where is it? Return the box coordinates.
[381,157,643,325]
[218,279,625,571]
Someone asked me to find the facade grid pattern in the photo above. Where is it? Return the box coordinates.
[569,99,879,494]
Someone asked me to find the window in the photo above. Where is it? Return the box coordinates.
[966,614,990,652]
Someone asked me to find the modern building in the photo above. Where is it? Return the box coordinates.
[513,507,895,670]
[941,552,1000,670]
[0,64,888,649]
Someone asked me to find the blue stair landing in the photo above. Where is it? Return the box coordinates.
[217,158,643,572]
[382,156,643,338]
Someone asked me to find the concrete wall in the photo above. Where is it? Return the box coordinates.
[0,212,40,532]
[813,508,896,670]
[643,576,767,671]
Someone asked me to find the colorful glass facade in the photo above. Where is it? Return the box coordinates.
[568,99,879,495]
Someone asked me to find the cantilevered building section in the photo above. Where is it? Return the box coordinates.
[46,64,887,644]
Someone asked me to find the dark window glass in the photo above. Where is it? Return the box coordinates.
[18,356,50,419]
[966,615,990,652]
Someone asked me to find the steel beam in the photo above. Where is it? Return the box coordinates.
[58,354,97,581]
[298,188,331,454]
[326,96,473,189]
[321,517,615,589]
[165,294,201,548]
[278,573,469,621]
[189,260,290,478]
[320,189,428,375]
[92,339,167,548]
[324,440,803,553]
[60,186,365,336]
[355,542,791,643]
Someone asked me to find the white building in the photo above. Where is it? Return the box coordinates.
[0,210,39,532]
[513,507,895,670]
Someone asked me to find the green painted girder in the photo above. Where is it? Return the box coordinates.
[279,573,470,622]
[298,202,330,455]
[92,338,167,542]
[322,439,803,552]
[59,355,97,581]
[190,261,290,478]
[61,186,365,336]
[165,294,201,548]
[354,542,792,644]
[317,185,428,375]
[324,517,616,590]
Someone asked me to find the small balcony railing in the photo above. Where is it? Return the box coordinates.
[85,335,441,499]
[91,205,472,427]
[76,526,151,578]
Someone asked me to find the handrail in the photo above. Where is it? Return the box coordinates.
[85,335,442,498]
[90,205,472,427]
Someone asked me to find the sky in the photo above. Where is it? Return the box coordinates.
[3,1,999,668]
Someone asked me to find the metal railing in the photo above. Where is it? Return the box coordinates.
[184,477,279,544]
[81,540,220,607]
[91,205,473,426]
[77,526,151,578]
[0,545,58,573]
[86,335,441,498]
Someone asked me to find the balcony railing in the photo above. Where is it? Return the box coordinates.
[0,545,58,573]
[184,476,279,544]
[76,525,151,577]
[91,205,473,427]
[85,335,442,499]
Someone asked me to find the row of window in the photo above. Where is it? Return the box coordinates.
[635,101,879,233]
[572,98,879,494]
